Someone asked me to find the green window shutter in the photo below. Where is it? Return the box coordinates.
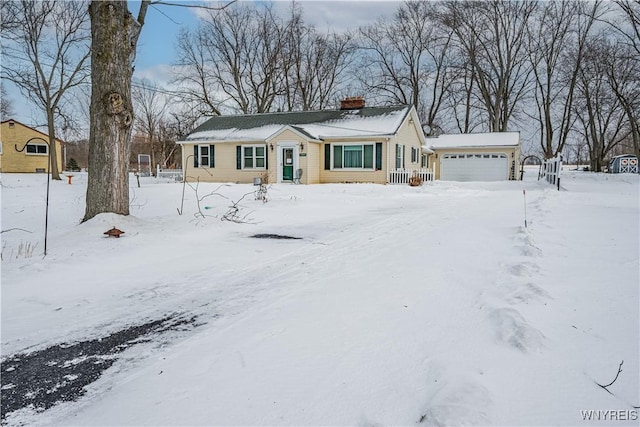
[193,145,199,168]
[375,142,382,170]
[209,145,215,168]
[324,144,331,170]
[236,146,242,169]
[265,144,269,169]
[364,145,374,169]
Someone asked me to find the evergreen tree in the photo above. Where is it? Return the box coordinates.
[66,157,80,172]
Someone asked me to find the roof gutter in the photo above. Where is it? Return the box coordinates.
[318,133,396,141]
[177,138,266,145]
[429,145,519,150]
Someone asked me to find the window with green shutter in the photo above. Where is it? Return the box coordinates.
[194,145,214,168]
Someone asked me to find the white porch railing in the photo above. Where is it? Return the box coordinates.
[540,155,562,190]
[389,168,434,184]
[156,165,183,181]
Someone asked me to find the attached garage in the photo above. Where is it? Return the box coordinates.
[426,132,520,181]
[440,153,509,181]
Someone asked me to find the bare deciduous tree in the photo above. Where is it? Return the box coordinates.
[175,3,285,115]
[357,1,455,133]
[615,0,640,55]
[527,1,602,159]
[173,27,224,116]
[574,39,630,172]
[604,42,640,164]
[175,1,352,114]
[133,79,170,170]
[609,0,640,165]
[280,3,354,111]
[1,82,14,118]
[439,0,537,132]
[1,0,90,180]
[444,60,484,133]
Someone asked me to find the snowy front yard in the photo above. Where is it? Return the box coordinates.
[1,170,638,426]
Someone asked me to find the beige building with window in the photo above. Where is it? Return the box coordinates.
[179,98,432,184]
[0,119,63,173]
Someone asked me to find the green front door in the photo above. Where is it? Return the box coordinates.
[283,148,294,181]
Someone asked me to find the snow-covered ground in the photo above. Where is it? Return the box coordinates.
[1,168,638,426]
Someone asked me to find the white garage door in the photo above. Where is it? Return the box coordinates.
[440,153,509,181]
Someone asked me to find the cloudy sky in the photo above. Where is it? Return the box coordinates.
[5,1,400,128]
[132,0,399,83]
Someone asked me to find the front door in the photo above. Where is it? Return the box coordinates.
[283,148,294,181]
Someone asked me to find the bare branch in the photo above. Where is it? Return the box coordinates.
[1,228,33,234]
[595,360,624,394]
[150,0,237,11]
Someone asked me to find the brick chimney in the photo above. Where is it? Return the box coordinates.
[340,96,365,110]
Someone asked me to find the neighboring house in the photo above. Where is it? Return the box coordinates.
[426,132,521,181]
[178,98,432,184]
[0,119,64,173]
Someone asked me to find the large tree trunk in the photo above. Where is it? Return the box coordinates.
[84,1,141,221]
[46,108,61,180]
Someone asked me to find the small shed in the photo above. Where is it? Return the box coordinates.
[608,154,638,174]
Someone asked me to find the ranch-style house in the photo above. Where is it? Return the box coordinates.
[178,97,432,185]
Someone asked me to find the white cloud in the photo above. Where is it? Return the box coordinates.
[291,1,399,33]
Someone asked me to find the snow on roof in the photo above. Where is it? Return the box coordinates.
[185,106,410,142]
[428,132,520,150]
[297,111,406,139]
[187,125,285,142]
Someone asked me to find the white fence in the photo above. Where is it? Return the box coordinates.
[389,168,434,185]
[540,155,562,190]
[156,165,183,181]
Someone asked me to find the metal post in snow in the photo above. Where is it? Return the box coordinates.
[14,137,51,256]
[177,154,193,215]
[523,189,528,228]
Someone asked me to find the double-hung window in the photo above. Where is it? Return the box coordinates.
[26,143,48,155]
[199,145,210,167]
[332,143,374,169]
[395,144,405,169]
[411,147,420,163]
[194,144,215,168]
[242,145,266,169]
